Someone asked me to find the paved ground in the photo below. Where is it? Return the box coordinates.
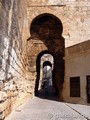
[5,97,90,120]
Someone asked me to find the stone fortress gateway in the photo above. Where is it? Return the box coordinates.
[0,0,90,119]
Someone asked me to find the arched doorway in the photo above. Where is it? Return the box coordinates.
[28,13,65,100]
[30,13,63,40]
[35,51,56,98]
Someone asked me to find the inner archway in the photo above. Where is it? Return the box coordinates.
[35,52,56,98]
[35,51,55,95]
[29,13,65,100]
[41,61,53,97]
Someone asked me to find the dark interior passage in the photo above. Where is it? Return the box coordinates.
[35,52,58,100]
[39,62,54,98]
[30,13,63,40]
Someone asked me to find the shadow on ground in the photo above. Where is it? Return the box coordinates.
[37,86,59,101]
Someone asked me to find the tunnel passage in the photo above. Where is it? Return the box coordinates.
[29,13,65,100]
[35,52,55,98]
[40,61,54,97]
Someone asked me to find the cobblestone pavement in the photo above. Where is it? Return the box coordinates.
[5,97,90,120]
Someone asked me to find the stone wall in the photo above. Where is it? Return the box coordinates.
[63,40,90,104]
[27,0,90,47]
[0,0,30,119]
